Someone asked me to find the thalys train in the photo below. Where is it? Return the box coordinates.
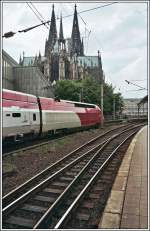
[2,89,103,141]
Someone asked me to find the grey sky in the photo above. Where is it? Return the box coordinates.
[2,1,148,98]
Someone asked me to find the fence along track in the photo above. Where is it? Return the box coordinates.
[3,123,134,208]
[2,124,143,229]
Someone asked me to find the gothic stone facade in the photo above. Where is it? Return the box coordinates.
[20,4,103,84]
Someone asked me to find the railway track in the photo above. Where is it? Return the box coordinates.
[2,120,143,156]
[2,130,81,156]
[3,123,135,207]
[54,133,134,229]
[2,124,143,229]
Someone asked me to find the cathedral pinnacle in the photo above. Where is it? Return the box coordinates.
[48,4,57,48]
[59,13,64,42]
[19,54,22,65]
[71,4,83,56]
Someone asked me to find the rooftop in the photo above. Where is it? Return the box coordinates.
[77,56,99,68]
[22,56,46,66]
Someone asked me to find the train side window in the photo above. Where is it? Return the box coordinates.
[12,113,21,117]
[33,113,36,121]
[6,114,10,117]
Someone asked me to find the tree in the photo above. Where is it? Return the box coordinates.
[54,80,81,101]
[103,83,114,115]
[81,77,101,104]
[113,93,124,115]
[54,77,124,115]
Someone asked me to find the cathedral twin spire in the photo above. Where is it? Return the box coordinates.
[48,4,57,47]
[59,14,64,43]
[47,4,64,50]
[71,4,84,56]
[46,4,84,56]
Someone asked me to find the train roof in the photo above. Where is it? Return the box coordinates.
[3,89,99,109]
[62,99,96,107]
[3,89,36,98]
[37,96,98,108]
[2,89,37,103]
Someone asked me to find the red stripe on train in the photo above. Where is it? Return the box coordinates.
[2,91,37,103]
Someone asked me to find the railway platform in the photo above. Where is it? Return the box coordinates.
[99,125,148,229]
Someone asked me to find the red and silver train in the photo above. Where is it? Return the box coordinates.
[2,89,103,141]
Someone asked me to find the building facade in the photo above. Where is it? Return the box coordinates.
[2,50,18,90]
[20,4,103,84]
[2,50,54,98]
[137,95,148,117]
[122,98,148,117]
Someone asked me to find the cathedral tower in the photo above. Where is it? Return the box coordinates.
[71,4,84,56]
[45,4,57,53]
[58,14,65,50]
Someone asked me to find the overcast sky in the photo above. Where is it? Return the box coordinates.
[2,1,148,99]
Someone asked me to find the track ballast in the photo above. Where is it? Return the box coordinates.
[2,124,144,229]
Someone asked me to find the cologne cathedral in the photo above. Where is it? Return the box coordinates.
[20,4,103,83]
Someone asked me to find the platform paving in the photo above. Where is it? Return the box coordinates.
[98,125,148,229]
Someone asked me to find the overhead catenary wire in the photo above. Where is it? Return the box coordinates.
[26,2,49,29]
[77,12,91,53]
[3,2,118,38]
[29,2,49,29]
[30,2,48,25]
[62,2,118,19]
[125,80,147,90]
[18,21,50,33]
[125,89,147,92]
[86,30,91,54]
[130,79,147,81]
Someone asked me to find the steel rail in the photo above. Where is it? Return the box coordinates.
[33,137,113,229]
[2,131,79,157]
[2,125,143,229]
[2,123,132,208]
[54,129,138,229]
[3,125,143,227]
[33,125,142,229]
[2,138,109,217]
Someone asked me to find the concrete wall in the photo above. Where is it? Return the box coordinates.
[13,66,54,98]
[2,50,54,98]
[2,50,18,90]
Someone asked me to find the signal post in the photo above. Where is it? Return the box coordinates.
[98,50,104,128]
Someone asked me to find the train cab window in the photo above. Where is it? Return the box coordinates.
[12,113,21,117]
[74,103,95,108]
[6,114,10,117]
[33,113,36,121]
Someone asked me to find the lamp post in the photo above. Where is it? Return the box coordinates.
[113,94,116,120]
[100,77,104,128]
[79,87,83,102]
[98,50,104,128]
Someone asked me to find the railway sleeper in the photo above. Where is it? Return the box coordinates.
[59,176,74,181]
[21,204,47,213]
[51,181,68,187]
[34,195,56,203]
[43,187,63,194]
[4,215,35,229]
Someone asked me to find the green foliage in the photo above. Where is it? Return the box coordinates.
[81,77,101,104]
[54,77,124,115]
[113,93,124,113]
[54,80,82,101]
[103,83,114,115]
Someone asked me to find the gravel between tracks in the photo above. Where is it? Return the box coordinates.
[2,124,126,196]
